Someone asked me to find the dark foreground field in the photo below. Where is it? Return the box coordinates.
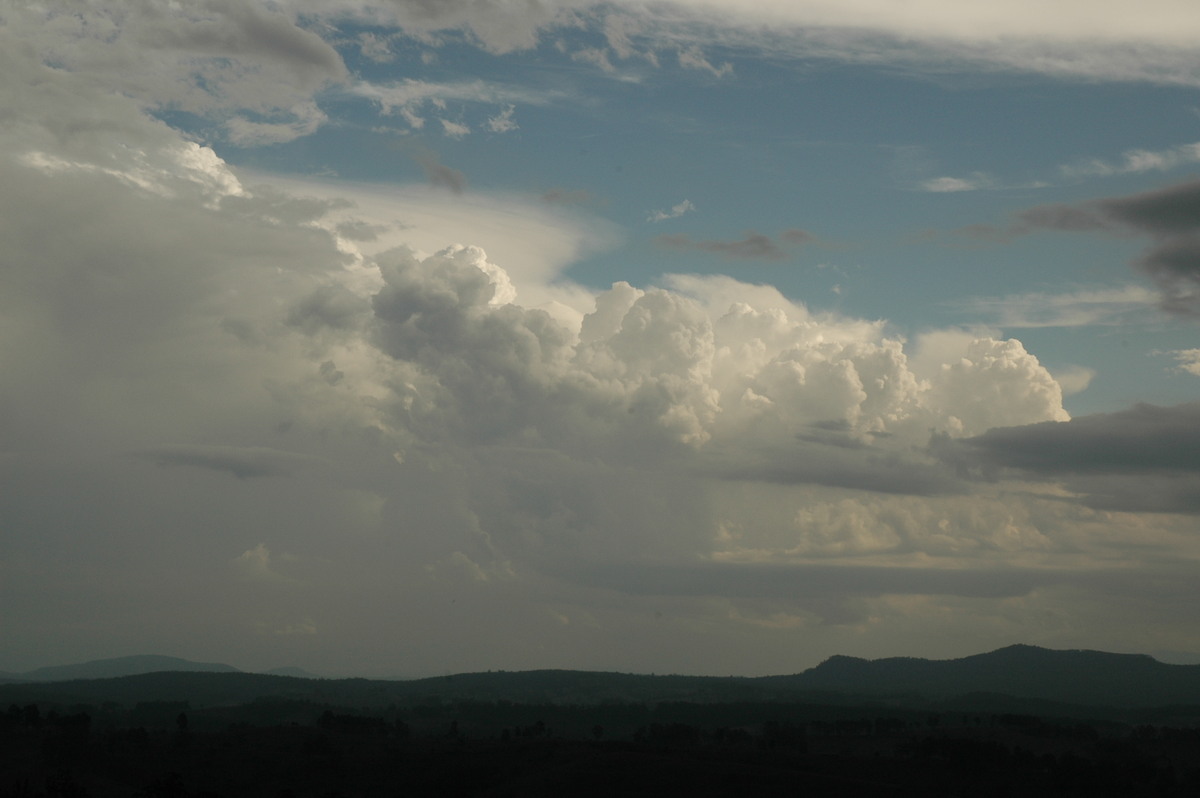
[7,647,1200,797]
[4,697,1200,797]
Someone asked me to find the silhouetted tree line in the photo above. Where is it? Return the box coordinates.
[4,699,1200,796]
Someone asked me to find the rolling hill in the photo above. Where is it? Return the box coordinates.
[3,645,1199,714]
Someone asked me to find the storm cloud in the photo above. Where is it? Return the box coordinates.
[6,1,1200,678]
[936,402,1200,513]
[1013,179,1200,314]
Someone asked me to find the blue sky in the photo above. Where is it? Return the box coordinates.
[2,1,1200,677]
[214,19,1200,413]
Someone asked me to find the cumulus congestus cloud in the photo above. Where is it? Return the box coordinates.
[265,236,1078,582]
[318,243,1070,463]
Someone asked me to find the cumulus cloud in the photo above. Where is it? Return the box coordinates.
[921,337,1069,435]
[234,543,284,582]
[0,134,1128,679]
[345,245,1069,467]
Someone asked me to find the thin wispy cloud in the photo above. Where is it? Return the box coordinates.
[677,45,733,78]
[647,199,695,222]
[1061,142,1200,178]
[923,139,1200,197]
[920,174,993,193]
[656,231,786,259]
[1166,348,1200,376]
[439,118,470,139]
[352,79,564,131]
[486,105,519,133]
[954,285,1160,328]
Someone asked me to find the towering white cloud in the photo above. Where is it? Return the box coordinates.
[339,244,1070,462]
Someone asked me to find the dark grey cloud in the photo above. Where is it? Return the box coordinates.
[286,284,370,334]
[540,188,595,206]
[943,402,1200,475]
[568,560,1063,601]
[780,227,816,244]
[413,147,468,193]
[694,437,963,496]
[1099,179,1200,235]
[935,402,1200,512]
[561,558,1200,629]
[1013,204,1110,233]
[1064,474,1200,514]
[1000,178,1200,315]
[1128,235,1200,314]
[145,0,346,81]
[655,231,787,260]
[134,445,327,480]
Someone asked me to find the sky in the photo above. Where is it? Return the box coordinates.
[2,0,1200,678]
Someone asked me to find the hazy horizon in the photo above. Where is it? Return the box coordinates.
[9,643,1200,683]
[3,1,1200,680]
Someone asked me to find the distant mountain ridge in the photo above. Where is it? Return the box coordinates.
[263,666,320,679]
[778,644,1198,707]
[0,655,241,683]
[4,645,1200,710]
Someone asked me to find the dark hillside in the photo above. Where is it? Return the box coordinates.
[776,645,1200,707]
[6,645,1200,714]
